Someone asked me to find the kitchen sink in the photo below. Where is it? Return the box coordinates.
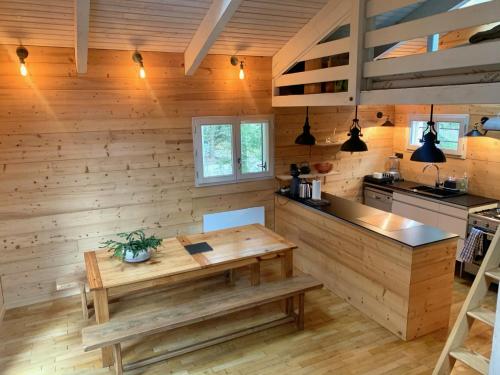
[409,185,465,199]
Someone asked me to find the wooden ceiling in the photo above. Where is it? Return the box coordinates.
[0,0,328,56]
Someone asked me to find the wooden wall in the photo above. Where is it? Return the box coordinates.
[393,105,500,199]
[275,105,395,200]
[0,46,273,308]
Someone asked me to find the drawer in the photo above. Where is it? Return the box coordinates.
[392,200,438,227]
[439,204,468,220]
[437,213,467,237]
[393,192,440,212]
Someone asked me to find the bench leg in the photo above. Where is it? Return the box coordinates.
[79,283,89,320]
[225,269,235,286]
[281,251,294,315]
[297,293,305,330]
[250,263,260,286]
[112,344,123,375]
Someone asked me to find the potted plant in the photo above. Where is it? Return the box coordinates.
[100,230,163,263]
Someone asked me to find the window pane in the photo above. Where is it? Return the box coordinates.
[437,122,460,151]
[410,121,427,145]
[201,124,233,178]
[241,122,268,174]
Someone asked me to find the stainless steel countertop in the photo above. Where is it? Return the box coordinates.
[276,192,458,248]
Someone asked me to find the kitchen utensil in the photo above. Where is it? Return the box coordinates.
[299,180,312,199]
[299,162,311,174]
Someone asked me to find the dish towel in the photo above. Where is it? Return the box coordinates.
[458,228,484,263]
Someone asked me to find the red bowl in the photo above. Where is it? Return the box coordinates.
[313,162,333,174]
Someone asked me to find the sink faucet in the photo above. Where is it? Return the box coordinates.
[423,164,441,187]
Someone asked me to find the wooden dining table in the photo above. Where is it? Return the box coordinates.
[84,224,297,367]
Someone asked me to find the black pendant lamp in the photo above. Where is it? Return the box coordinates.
[341,105,368,152]
[410,104,446,163]
[295,107,316,145]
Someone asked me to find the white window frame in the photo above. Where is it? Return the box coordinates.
[192,115,274,187]
[406,114,469,159]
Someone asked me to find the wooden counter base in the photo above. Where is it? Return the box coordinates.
[275,197,457,340]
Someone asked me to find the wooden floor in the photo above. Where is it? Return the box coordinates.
[0,263,496,375]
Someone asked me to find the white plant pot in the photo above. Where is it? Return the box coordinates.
[123,248,151,263]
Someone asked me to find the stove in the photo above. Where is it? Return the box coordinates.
[469,208,500,233]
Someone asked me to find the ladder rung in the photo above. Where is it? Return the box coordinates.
[467,306,496,327]
[485,267,500,281]
[449,347,489,375]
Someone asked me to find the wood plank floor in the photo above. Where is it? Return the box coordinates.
[0,263,496,375]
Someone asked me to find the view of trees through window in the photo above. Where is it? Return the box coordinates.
[241,123,267,174]
[201,124,233,178]
[410,120,461,152]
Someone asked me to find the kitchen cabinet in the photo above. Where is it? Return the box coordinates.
[393,192,468,258]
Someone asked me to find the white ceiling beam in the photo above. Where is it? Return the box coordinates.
[74,0,90,74]
[184,0,242,76]
[272,0,351,79]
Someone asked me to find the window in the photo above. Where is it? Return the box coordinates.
[407,114,469,158]
[193,115,274,186]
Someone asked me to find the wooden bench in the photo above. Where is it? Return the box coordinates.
[56,272,91,319]
[82,275,322,374]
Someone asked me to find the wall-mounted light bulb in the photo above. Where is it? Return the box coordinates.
[20,62,28,77]
[239,61,245,80]
[16,46,29,77]
[132,52,146,79]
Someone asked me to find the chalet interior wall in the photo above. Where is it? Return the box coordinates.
[393,105,500,200]
[275,106,395,200]
[0,46,273,308]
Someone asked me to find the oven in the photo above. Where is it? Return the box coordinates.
[462,209,499,277]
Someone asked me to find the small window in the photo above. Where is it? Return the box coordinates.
[407,114,469,158]
[193,115,274,186]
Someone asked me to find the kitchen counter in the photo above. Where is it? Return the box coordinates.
[274,193,458,341]
[364,180,498,209]
[276,192,458,248]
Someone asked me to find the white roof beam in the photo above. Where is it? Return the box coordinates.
[74,0,90,74]
[184,0,242,76]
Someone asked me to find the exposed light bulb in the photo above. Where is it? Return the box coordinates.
[139,66,146,79]
[239,61,245,80]
[20,62,28,77]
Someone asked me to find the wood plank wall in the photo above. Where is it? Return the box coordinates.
[275,106,395,200]
[393,105,500,200]
[0,46,273,308]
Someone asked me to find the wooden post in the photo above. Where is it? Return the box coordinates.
[297,293,305,330]
[250,263,260,286]
[79,283,89,319]
[112,344,123,375]
[281,251,294,315]
[93,288,113,367]
[226,269,235,286]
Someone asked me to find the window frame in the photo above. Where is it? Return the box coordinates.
[192,115,274,187]
[406,114,469,159]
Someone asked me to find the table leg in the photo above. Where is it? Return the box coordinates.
[93,288,113,367]
[250,262,260,286]
[281,251,294,315]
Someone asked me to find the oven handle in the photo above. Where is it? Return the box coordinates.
[471,226,495,240]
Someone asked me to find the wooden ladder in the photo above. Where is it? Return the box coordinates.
[433,228,500,375]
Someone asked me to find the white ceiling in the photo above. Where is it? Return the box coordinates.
[0,0,329,56]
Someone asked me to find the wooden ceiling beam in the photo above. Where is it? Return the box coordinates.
[184,0,242,76]
[74,0,90,74]
[271,0,351,79]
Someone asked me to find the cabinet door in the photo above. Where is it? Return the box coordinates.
[392,200,438,227]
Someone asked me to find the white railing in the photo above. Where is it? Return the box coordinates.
[272,0,500,107]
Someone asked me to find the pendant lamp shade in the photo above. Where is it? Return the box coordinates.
[410,105,447,163]
[341,106,368,152]
[295,107,316,145]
